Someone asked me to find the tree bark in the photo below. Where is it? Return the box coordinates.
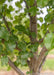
[24,0,48,75]
[29,58,40,75]
[29,57,40,75]
[30,16,37,43]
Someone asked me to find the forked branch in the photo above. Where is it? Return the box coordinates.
[35,46,47,71]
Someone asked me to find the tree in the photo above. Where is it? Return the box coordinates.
[0,0,54,75]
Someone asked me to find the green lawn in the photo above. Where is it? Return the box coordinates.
[42,50,54,70]
[0,62,7,71]
[43,59,54,70]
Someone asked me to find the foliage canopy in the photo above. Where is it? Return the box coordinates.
[0,0,54,73]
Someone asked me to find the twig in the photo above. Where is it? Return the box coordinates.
[38,30,49,44]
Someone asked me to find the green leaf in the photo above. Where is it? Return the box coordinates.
[37,0,48,7]
[0,15,2,19]
[38,17,43,22]
[15,25,26,33]
[9,35,18,42]
[15,25,30,36]
[18,41,26,51]
[26,0,34,6]
[29,43,39,52]
[4,41,16,51]
[44,33,54,50]
[31,32,36,39]
[9,5,14,11]
[21,60,26,66]
[0,39,2,43]
[1,56,8,66]
[13,20,18,24]
[0,27,9,41]
[26,71,32,74]
[51,37,54,49]
[28,6,37,16]
[8,0,13,2]
[21,53,29,59]
[49,24,54,32]
[0,45,3,52]
[0,0,6,4]
[15,1,22,8]
[7,66,11,71]
[6,9,10,14]
[45,51,49,56]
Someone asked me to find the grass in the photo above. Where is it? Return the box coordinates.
[0,62,7,71]
[43,59,54,70]
[0,59,54,71]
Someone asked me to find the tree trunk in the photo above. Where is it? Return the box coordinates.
[30,65,40,75]
[29,63,40,75]
[31,72,40,75]
[28,56,40,75]
[30,72,40,75]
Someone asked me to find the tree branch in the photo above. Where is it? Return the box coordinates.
[1,15,21,51]
[38,18,54,71]
[8,57,25,75]
[29,0,37,43]
[35,46,47,71]
[2,16,11,33]
[38,30,49,44]
[38,46,47,64]
[1,55,24,75]
[51,18,54,24]
[24,0,29,9]
[34,0,37,7]
[0,13,11,33]
[1,39,21,51]
[39,55,47,72]
[38,18,54,44]
[24,0,38,66]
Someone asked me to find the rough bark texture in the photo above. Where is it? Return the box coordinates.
[30,16,37,43]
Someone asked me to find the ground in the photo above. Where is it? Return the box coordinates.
[0,70,54,75]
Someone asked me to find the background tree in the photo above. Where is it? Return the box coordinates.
[0,0,54,75]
